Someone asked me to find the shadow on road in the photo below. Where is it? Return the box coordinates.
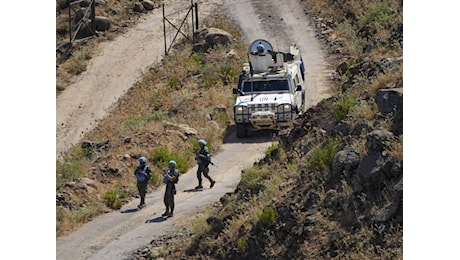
[121,208,139,214]
[183,188,203,193]
[223,126,278,144]
[145,216,167,223]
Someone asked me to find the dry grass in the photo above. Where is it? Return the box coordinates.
[306,0,402,60]
[387,136,403,163]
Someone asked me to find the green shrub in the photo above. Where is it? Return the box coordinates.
[81,147,94,159]
[307,137,341,171]
[360,4,394,28]
[220,65,239,84]
[240,166,269,193]
[104,188,128,209]
[265,143,278,156]
[56,160,86,181]
[265,143,287,162]
[237,238,247,252]
[190,52,205,64]
[214,110,229,123]
[334,97,357,120]
[149,172,160,185]
[153,146,189,173]
[260,204,276,224]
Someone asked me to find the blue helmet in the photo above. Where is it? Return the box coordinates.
[169,160,177,167]
[198,139,206,145]
[139,157,147,163]
[256,44,264,53]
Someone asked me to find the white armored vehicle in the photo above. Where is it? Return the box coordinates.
[232,39,306,138]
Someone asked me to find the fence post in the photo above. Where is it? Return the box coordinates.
[69,5,72,45]
[194,2,199,30]
[163,4,167,56]
[91,0,96,34]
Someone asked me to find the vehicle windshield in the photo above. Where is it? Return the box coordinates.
[242,80,289,92]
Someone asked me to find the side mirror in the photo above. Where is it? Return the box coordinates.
[232,88,238,94]
[295,85,302,91]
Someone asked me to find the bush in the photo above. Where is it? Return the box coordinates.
[56,159,86,181]
[360,4,394,28]
[334,97,357,120]
[237,238,247,252]
[240,166,269,194]
[105,188,128,209]
[260,205,276,224]
[153,146,189,173]
[308,137,341,171]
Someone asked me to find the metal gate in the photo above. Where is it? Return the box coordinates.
[59,0,97,53]
[162,0,199,56]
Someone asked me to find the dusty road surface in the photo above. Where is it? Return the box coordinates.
[56,0,334,259]
[56,134,275,260]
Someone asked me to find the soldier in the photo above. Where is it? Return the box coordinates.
[194,139,216,189]
[134,156,152,209]
[162,160,179,217]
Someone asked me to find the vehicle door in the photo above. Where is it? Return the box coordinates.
[293,74,304,109]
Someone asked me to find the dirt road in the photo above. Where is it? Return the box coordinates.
[56,133,274,260]
[56,0,333,258]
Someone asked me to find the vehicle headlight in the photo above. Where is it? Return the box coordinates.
[235,106,247,114]
[277,104,291,112]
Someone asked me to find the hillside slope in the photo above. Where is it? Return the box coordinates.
[56,0,336,258]
[131,0,403,259]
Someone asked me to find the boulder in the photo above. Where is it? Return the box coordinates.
[141,0,155,10]
[366,130,394,153]
[375,88,403,114]
[192,28,233,53]
[133,2,145,12]
[332,150,360,177]
[204,28,233,46]
[95,16,111,31]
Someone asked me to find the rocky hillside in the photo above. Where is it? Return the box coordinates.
[56,0,403,257]
[132,0,403,259]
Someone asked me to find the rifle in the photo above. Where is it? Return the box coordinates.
[197,154,217,167]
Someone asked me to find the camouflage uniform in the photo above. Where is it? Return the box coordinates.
[195,145,215,189]
[134,162,152,209]
[163,168,179,217]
